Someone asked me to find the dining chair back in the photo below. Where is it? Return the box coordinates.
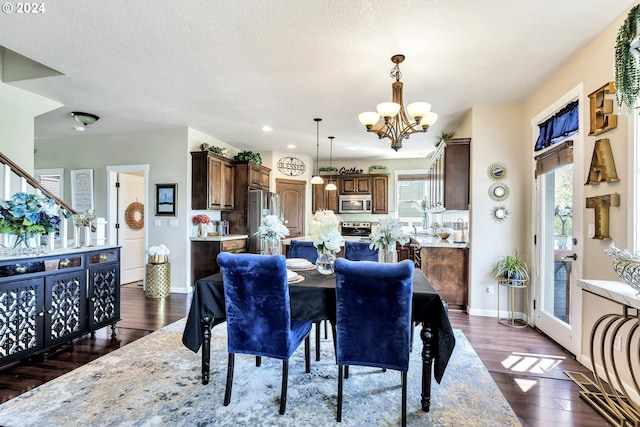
[217,252,312,415]
[344,240,379,261]
[288,239,318,263]
[288,239,327,361]
[333,258,414,425]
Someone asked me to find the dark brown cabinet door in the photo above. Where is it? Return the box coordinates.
[340,177,370,194]
[420,247,468,310]
[443,138,470,210]
[191,151,235,211]
[371,176,388,214]
[311,178,338,213]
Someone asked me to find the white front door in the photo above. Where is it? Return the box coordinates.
[118,172,145,284]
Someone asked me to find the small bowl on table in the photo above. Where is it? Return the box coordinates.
[207,231,218,237]
[437,232,451,241]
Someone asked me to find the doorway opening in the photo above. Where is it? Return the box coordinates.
[107,165,149,286]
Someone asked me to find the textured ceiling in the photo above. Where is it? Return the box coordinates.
[0,0,636,160]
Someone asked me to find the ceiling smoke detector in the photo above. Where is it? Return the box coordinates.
[71,111,100,131]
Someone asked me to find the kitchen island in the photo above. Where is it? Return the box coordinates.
[190,234,248,285]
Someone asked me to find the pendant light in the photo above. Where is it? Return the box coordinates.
[325,136,337,191]
[311,118,324,184]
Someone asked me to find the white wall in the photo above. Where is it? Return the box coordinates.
[35,127,192,293]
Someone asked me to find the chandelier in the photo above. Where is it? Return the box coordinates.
[358,54,438,151]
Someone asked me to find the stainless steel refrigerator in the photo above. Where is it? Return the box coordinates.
[248,189,278,253]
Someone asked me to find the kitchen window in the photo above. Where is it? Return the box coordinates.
[395,170,428,224]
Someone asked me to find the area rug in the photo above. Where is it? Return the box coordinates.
[0,318,521,426]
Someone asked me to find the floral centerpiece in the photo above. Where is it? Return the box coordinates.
[369,215,409,263]
[0,192,69,249]
[148,244,171,264]
[310,210,342,274]
[255,215,289,255]
[192,214,211,238]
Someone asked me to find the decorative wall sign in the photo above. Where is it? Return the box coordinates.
[586,193,620,240]
[585,138,620,184]
[338,167,364,175]
[277,157,305,176]
[487,162,507,181]
[588,82,617,136]
[71,169,94,211]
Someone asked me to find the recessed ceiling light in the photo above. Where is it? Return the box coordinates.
[287,144,295,149]
[262,126,272,132]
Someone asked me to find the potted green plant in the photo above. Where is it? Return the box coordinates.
[233,150,262,164]
[319,166,338,174]
[368,164,388,174]
[614,5,640,113]
[434,130,456,147]
[491,250,529,281]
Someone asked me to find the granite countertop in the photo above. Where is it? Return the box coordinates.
[282,236,362,245]
[411,236,468,249]
[190,234,248,242]
[579,279,640,310]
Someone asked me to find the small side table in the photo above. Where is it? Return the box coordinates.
[145,262,171,298]
[497,278,529,328]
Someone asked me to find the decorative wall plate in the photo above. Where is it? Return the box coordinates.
[491,205,510,222]
[488,162,507,181]
[277,157,306,176]
[489,183,509,201]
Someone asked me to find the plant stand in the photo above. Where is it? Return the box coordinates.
[145,262,171,298]
[497,278,529,328]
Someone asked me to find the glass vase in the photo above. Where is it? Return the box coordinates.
[316,250,336,275]
[196,223,208,238]
[378,244,398,263]
[47,231,56,251]
[263,238,282,255]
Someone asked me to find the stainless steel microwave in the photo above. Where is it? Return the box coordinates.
[338,194,372,214]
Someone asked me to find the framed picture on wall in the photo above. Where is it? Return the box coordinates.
[156,183,177,216]
[71,169,94,211]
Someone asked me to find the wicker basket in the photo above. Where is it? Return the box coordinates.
[612,259,640,295]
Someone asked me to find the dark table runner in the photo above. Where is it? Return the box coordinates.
[182,268,455,411]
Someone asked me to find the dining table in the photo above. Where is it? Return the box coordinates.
[181,266,456,412]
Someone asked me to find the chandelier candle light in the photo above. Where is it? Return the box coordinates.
[254,214,289,255]
[369,215,410,263]
[359,55,438,151]
[310,209,342,274]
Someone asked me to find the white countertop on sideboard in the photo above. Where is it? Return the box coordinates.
[579,279,640,310]
[190,234,248,242]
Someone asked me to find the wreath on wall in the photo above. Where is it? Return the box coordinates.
[124,202,144,230]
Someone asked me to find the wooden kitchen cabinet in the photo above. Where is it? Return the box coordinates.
[191,151,235,210]
[191,238,247,284]
[340,176,370,194]
[426,138,470,211]
[311,178,339,213]
[371,175,388,214]
[420,246,468,310]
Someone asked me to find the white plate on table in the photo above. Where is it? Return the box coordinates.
[286,258,313,268]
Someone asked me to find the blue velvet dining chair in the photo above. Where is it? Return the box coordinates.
[217,252,312,415]
[288,239,318,263]
[333,258,414,426]
[288,239,327,361]
[344,240,379,261]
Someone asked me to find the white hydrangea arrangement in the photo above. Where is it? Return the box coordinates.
[310,210,342,254]
[255,215,289,242]
[148,244,171,256]
[369,215,410,250]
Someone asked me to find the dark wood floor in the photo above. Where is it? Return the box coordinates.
[0,286,610,426]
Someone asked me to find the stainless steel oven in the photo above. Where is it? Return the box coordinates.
[341,221,372,237]
[338,195,372,214]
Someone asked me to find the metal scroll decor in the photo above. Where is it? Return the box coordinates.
[578,308,640,425]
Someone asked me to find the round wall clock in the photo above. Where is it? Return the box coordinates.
[277,157,306,176]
